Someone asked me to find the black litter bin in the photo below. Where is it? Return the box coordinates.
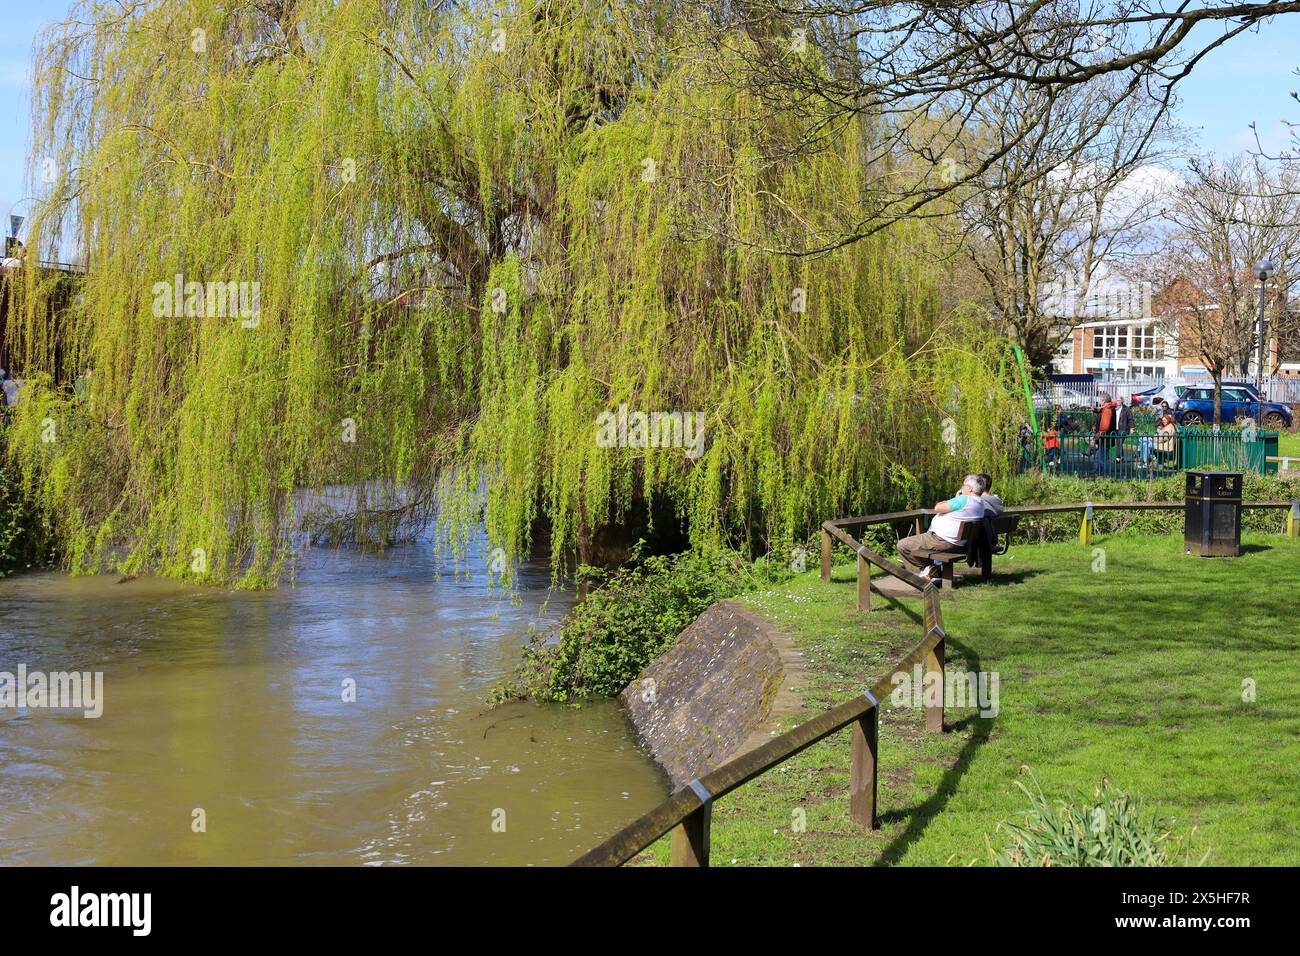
[1185,470,1243,557]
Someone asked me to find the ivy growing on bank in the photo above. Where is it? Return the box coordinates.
[0,437,51,577]
[494,543,793,703]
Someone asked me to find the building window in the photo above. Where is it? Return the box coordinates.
[1089,323,1163,362]
[1091,326,1129,358]
[1278,325,1300,365]
[1132,325,1159,360]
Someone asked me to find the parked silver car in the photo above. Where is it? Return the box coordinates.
[1130,383,1187,407]
[1034,386,1100,411]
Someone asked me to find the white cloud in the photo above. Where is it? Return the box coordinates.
[1101,164,1182,226]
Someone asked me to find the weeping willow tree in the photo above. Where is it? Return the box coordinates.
[5,0,1016,587]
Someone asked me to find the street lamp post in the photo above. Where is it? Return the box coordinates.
[1254,260,1275,424]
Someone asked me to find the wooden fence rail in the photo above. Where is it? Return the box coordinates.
[570,497,1298,867]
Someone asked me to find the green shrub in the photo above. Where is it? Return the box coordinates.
[498,543,782,703]
[0,468,21,576]
[988,775,1201,867]
[0,425,59,577]
[1,456,37,577]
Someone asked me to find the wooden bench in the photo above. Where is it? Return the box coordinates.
[932,513,1021,587]
[931,520,976,590]
[990,513,1021,554]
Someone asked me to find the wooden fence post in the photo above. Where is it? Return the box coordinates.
[1289,500,1299,540]
[821,528,832,581]
[671,800,712,867]
[850,703,879,829]
[1079,501,1093,546]
[924,633,945,733]
[857,551,871,612]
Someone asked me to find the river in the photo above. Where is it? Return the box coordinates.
[0,538,668,865]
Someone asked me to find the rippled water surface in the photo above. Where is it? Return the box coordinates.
[0,541,667,865]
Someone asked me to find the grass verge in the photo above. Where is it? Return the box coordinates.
[634,530,1300,866]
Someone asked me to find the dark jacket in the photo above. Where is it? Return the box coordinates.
[966,515,997,570]
[1115,402,1132,435]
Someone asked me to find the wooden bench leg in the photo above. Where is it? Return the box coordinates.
[820,528,832,581]
[940,561,955,589]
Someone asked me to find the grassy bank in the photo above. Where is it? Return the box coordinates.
[633,530,1300,866]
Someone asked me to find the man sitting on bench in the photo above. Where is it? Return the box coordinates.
[978,473,1004,516]
[896,475,987,582]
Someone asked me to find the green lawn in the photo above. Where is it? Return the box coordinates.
[1278,431,1300,460]
[637,530,1300,866]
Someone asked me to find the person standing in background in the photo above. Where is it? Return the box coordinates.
[1093,393,1118,476]
[1044,421,1061,472]
[1114,396,1133,474]
[0,368,19,409]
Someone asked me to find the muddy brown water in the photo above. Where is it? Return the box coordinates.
[0,540,668,865]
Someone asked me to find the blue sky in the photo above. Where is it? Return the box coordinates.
[0,2,66,239]
[3,3,1300,242]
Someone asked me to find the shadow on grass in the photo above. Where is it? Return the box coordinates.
[981,568,1047,586]
[872,591,924,625]
[874,632,995,866]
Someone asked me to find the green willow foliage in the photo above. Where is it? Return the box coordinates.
[7,0,1015,587]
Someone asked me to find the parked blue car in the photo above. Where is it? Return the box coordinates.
[1174,384,1293,428]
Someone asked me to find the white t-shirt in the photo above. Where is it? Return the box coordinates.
[930,493,986,545]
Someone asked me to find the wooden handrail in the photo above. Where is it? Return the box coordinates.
[829,501,1297,524]
[570,495,1299,867]
[822,520,929,590]
[1004,500,1295,515]
[827,508,929,529]
[573,597,945,865]
[573,515,947,867]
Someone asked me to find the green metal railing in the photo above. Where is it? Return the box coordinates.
[1181,429,1280,473]
[1023,428,1280,479]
